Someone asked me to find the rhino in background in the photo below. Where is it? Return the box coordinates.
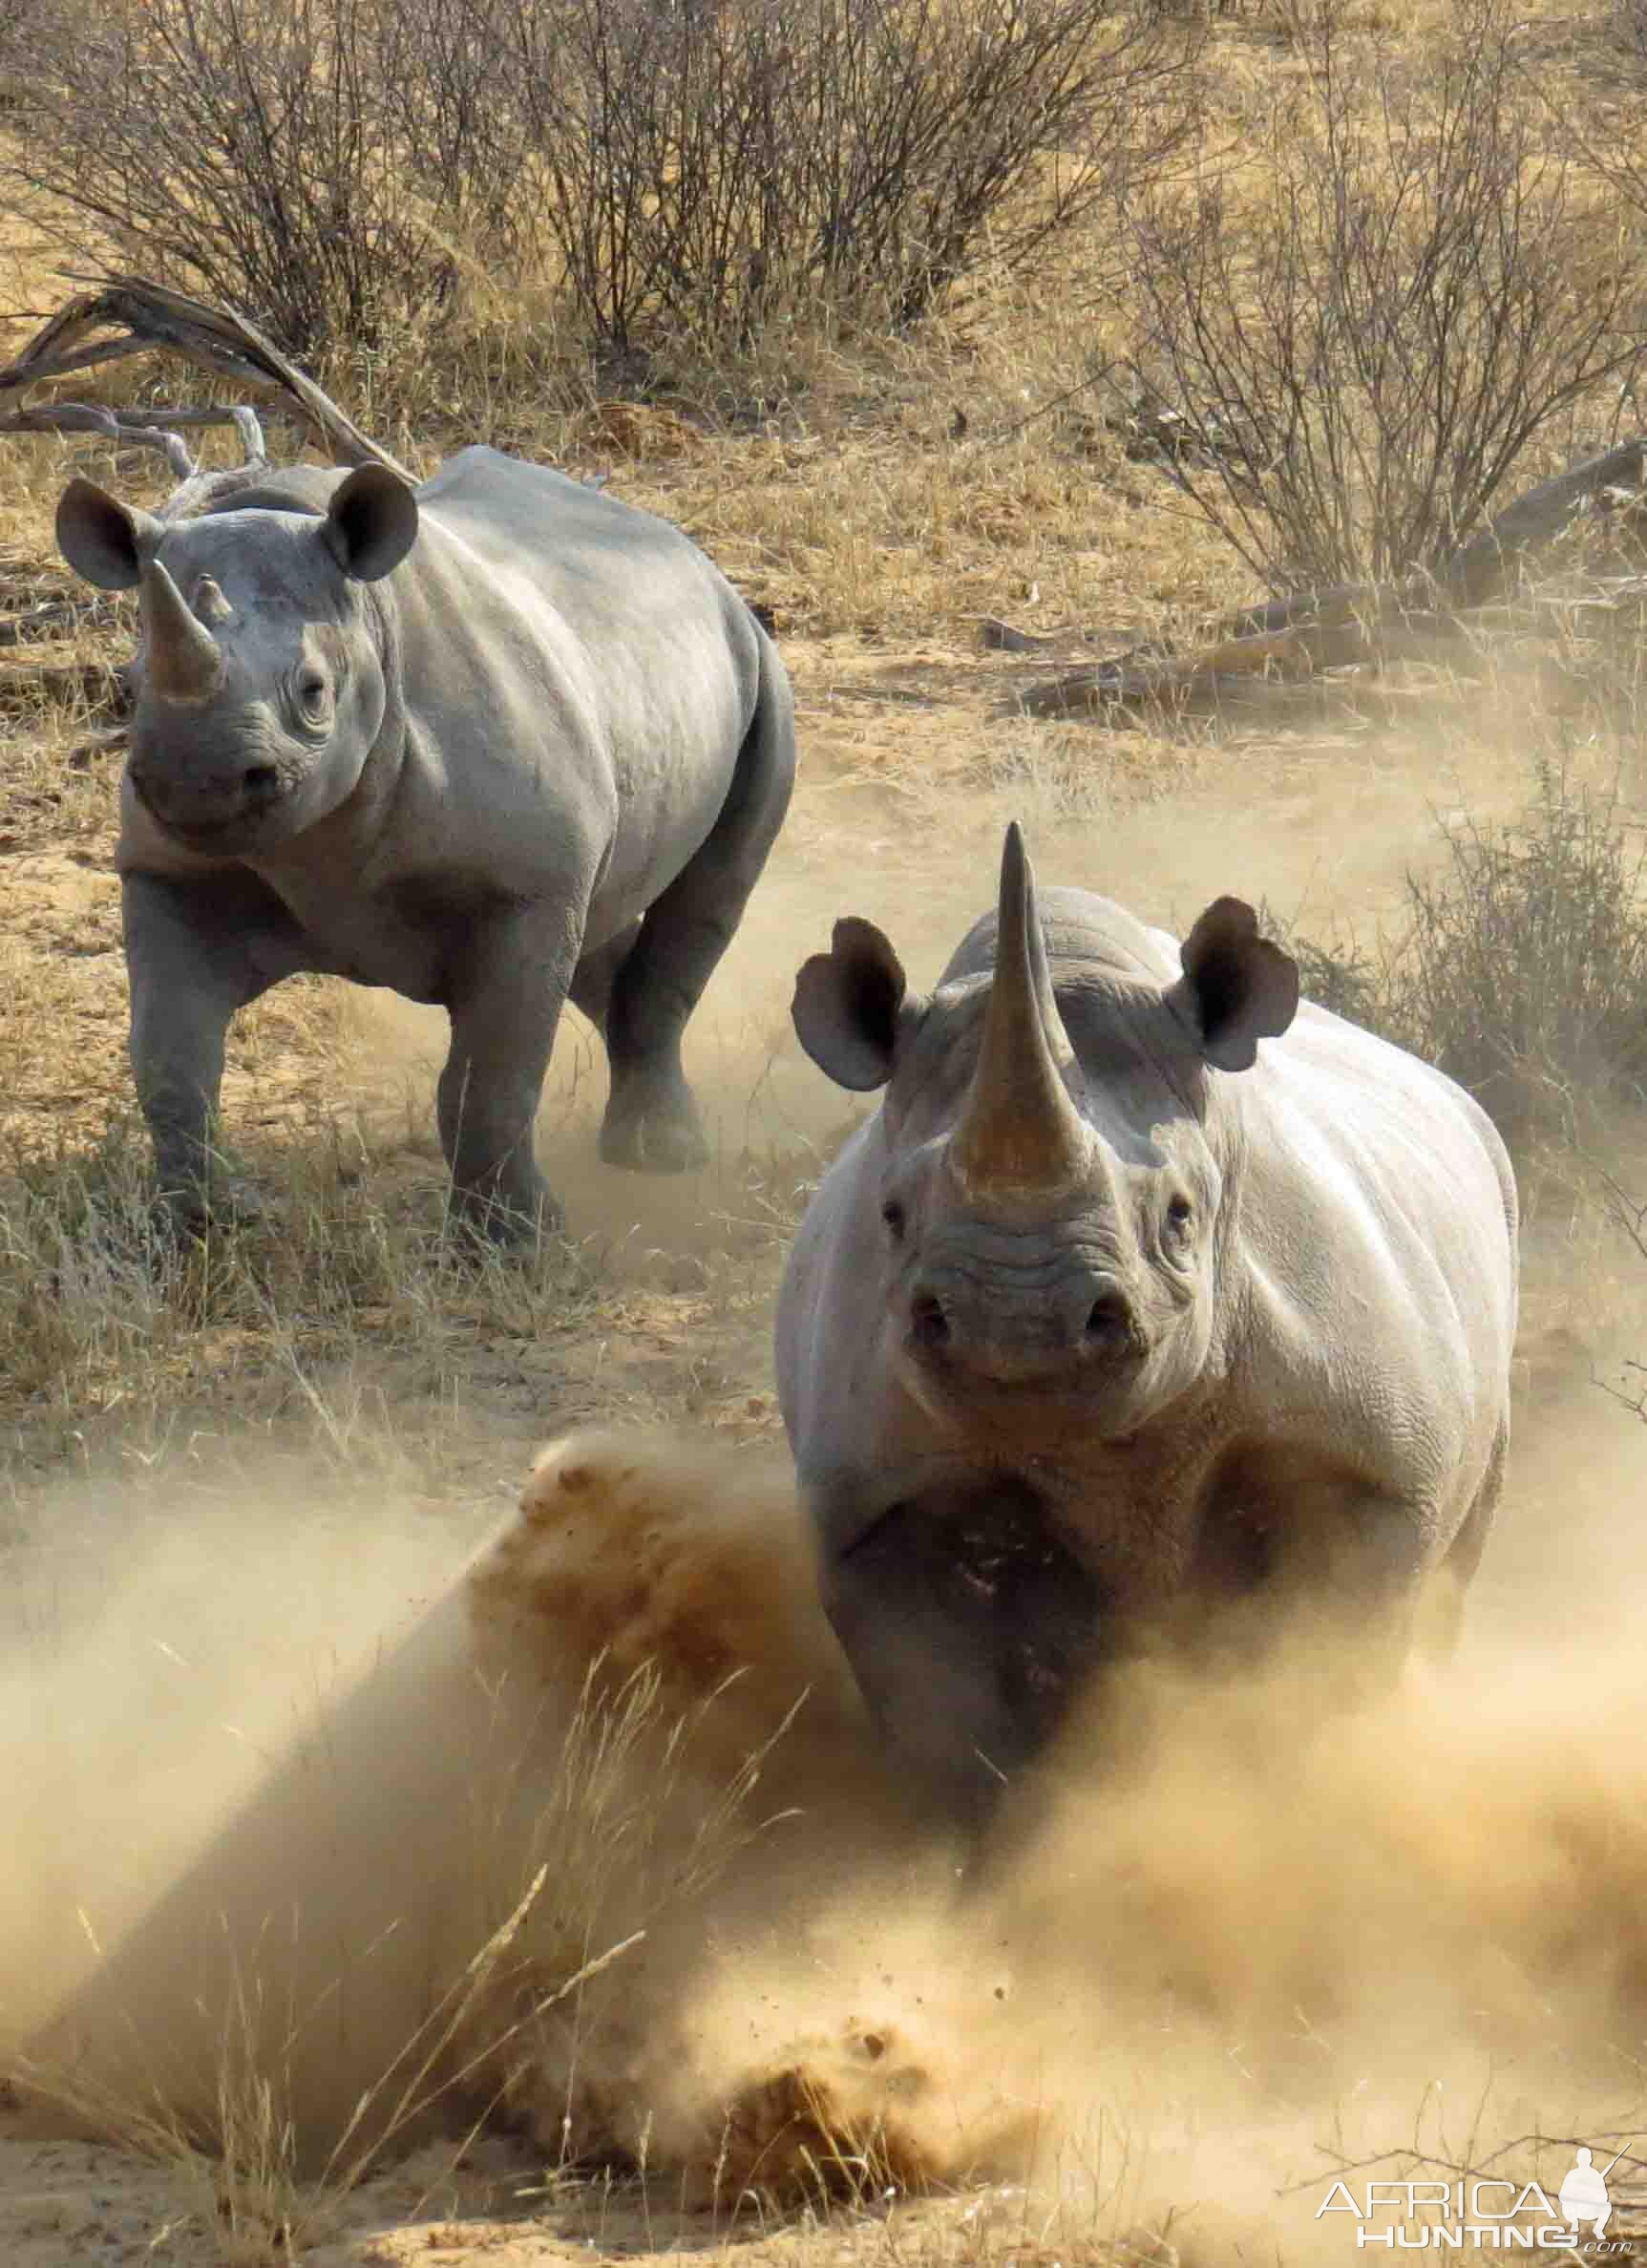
[776,824,1518,1820]
[55,447,795,1239]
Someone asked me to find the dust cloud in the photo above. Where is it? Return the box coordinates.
[0,1462,509,2139]
[457,1376,1647,2246]
[11,1377,1647,2252]
[8,721,1647,2257]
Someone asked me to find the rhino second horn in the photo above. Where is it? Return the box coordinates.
[192,574,234,626]
[948,821,1091,1200]
[140,559,225,704]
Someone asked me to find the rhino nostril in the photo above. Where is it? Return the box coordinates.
[243,765,280,797]
[910,1291,950,1349]
[1086,1290,1133,1346]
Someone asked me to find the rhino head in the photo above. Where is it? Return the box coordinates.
[792,822,1300,1439]
[56,466,418,854]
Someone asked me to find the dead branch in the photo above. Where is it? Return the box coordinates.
[0,401,276,481]
[64,728,127,769]
[976,616,1123,655]
[0,404,194,479]
[0,273,411,480]
[0,597,121,647]
[1011,436,1647,722]
[0,659,129,716]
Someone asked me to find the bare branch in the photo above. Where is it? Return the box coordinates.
[0,403,198,478]
[0,597,121,647]
[0,274,410,477]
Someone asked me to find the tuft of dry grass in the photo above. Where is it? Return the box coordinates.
[10,1651,782,2263]
[1266,743,1647,1172]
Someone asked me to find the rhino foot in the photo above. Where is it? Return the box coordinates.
[151,1171,268,1240]
[599,1085,710,1174]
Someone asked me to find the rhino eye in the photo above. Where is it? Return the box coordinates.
[298,673,330,719]
[880,1198,906,1240]
[1166,1194,1193,1235]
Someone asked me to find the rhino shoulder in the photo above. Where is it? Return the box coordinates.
[1229,1012,1517,1435]
[418,445,602,518]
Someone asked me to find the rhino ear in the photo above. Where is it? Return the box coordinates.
[323,463,419,582]
[56,477,163,592]
[1169,896,1299,1073]
[792,917,922,1091]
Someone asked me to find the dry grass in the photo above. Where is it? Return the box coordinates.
[12,1655,781,2265]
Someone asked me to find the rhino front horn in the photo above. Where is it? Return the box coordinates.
[948,821,1090,1200]
[140,558,225,705]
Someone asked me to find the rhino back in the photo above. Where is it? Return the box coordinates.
[399,451,760,901]
[416,446,748,652]
[940,882,1179,990]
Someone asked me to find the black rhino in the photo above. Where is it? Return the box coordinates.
[777,824,1518,1818]
[56,447,795,1238]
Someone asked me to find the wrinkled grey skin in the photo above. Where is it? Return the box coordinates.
[776,824,1518,1821]
[56,449,795,1240]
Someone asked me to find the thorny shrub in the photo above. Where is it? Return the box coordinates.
[1274,759,1647,1155]
[1117,0,1643,590]
[2,0,1201,359]
[499,0,1204,350]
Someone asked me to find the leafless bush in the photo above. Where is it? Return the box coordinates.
[1273,760,1647,1154]
[1389,762,1647,1146]
[1608,0,1647,68]
[6,0,519,358]
[378,0,533,264]
[496,0,1203,351]
[5,0,1196,361]
[1119,0,1641,589]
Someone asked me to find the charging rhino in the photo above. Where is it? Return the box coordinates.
[56,448,795,1238]
[776,824,1518,1818]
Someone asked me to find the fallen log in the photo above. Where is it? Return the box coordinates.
[1010,436,1647,721]
[63,727,127,770]
[0,596,120,646]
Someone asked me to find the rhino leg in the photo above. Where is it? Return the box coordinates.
[123,868,310,1229]
[567,921,642,1036]
[599,646,795,1174]
[816,1477,1105,1827]
[598,908,712,1175]
[1416,1422,1506,1662]
[438,909,574,1244]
